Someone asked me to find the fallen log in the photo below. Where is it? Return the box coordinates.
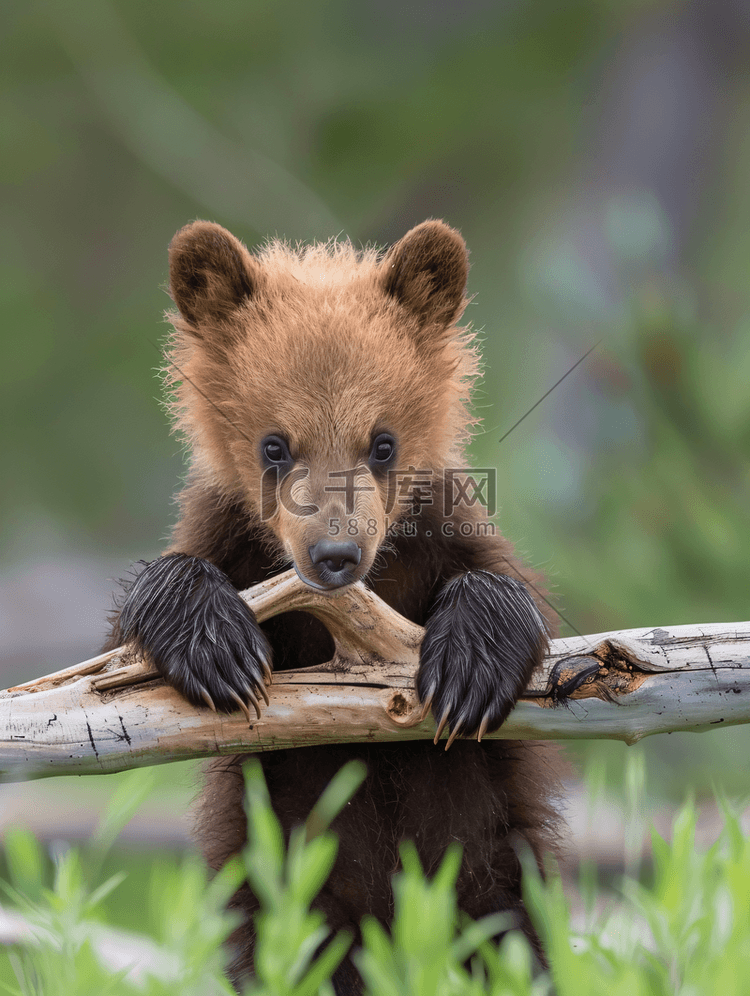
[1,569,748,781]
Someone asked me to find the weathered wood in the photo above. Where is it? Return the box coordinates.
[1,569,748,781]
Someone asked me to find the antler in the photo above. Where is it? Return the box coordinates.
[1,569,749,781]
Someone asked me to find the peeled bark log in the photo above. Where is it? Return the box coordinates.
[1,569,748,781]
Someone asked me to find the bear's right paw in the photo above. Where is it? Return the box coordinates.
[118,553,272,719]
[416,571,548,748]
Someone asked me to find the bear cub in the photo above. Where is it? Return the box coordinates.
[107,219,562,993]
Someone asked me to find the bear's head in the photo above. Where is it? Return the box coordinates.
[166,219,478,591]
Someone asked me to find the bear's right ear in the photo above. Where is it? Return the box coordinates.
[168,221,259,327]
[381,220,469,329]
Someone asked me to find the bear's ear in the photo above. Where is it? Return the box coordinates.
[381,220,469,329]
[168,221,259,327]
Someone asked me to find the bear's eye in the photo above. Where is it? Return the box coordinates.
[261,435,292,467]
[369,433,397,469]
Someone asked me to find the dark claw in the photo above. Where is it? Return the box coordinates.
[419,693,433,723]
[199,685,217,712]
[253,680,270,707]
[244,685,263,719]
[445,721,463,751]
[229,688,255,723]
[433,708,450,744]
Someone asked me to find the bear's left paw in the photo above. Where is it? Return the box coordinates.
[118,553,272,720]
[416,571,549,748]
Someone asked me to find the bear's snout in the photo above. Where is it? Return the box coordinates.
[307,538,362,589]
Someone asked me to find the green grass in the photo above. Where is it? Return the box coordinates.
[1,761,749,995]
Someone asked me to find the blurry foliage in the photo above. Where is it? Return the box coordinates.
[4,760,750,994]
[2,0,749,791]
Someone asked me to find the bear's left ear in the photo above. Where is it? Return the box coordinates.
[169,221,260,328]
[381,220,469,329]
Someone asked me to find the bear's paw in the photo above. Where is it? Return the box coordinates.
[416,571,548,748]
[118,554,272,719]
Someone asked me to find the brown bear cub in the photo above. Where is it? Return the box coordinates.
[107,219,562,993]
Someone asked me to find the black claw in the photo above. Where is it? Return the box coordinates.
[229,688,254,723]
[433,709,450,744]
[254,680,270,707]
[419,692,433,722]
[199,684,217,712]
[445,721,463,750]
[244,686,263,719]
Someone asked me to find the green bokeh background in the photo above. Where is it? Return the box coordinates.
[2,0,749,798]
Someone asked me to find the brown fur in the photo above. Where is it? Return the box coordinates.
[109,219,564,991]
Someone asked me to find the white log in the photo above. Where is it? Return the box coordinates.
[0,570,748,782]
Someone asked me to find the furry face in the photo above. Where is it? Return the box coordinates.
[165,220,478,589]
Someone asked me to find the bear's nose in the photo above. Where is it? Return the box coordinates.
[308,539,361,581]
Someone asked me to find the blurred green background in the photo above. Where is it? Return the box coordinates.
[1,0,749,828]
